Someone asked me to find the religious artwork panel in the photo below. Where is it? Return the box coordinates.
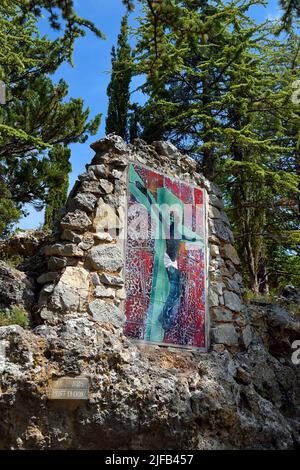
[124,163,207,349]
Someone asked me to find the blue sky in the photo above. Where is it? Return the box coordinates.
[19,0,282,230]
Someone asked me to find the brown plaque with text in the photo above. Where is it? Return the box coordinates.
[47,377,89,400]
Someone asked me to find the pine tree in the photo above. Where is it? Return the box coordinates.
[0,3,101,237]
[279,0,300,30]
[21,0,105,62]
[257,33,300,289]
[105,15,132,141]
[132,0,300,291]
[0,179,21,238]
[44,145,71,231]
[135,1,270,177]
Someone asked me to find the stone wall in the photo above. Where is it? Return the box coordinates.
[37,135,246,352]
[1,135,299,450]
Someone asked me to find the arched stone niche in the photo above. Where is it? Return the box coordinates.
[38,135,248,353]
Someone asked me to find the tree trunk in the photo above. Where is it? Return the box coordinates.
[258,258,269,294]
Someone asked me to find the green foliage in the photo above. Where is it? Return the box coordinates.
[267,247,300,290]
[0,1,101,238]
[44,145,71,231]
[244,289,300,318]
[279,0,300,30]
[106,15,132,141]
[132,0,300,293]
[0,306,29,328]
[0,253,24,268]
[129,103,142,142]
[21,0,106,62]
[0,181,21,238]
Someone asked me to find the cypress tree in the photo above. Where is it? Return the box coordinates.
[105,15,132,141]
[44,145,71,231]
[128,104,141,142]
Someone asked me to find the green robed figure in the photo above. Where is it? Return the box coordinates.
[128,164,204,343]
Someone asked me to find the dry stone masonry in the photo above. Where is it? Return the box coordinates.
[0,135,299,450]
[37,135,245,352]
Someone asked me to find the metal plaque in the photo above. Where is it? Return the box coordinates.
[47,377,89,400]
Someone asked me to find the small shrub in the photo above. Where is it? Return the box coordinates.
[244,290,300,319]
[244,290,279,305]
[0,255,25,268]
[287,302,300,319]
[0,306,30,328]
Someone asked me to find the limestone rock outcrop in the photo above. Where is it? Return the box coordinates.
[0,135,299,450]
[0,299,299,450]
[0,230,48,260]
[0,261,35,311]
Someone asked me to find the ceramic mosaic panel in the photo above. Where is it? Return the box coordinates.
[124,163,207,349]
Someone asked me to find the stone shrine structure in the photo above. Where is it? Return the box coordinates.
[1,135,299,450]
[38,135,248,352]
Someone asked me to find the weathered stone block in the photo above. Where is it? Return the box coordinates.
[86,245,123,272]
[78,234,94,251]
[38,284,54,308]
[208,234,220,245]
[49,266,89,312]
[49,283,81,312]
[116,287,126,300]
[208,205,221,219]
[99,273,124,286]
[113,180,126,194]
[37,272,59,285]
[61,210,92,232]
[109,156,128,167]
[152,140,181,158]
[210,282,225,296]
[111,169,123,179]
[90,134,127,154]
[61,229,82,244]
[211,324,238,346]
[224,278,242,294]
[99,179,114,194]
[78,170,97,181]
[220,211,230,225]
[211,307,233,322]
[93,203,122,232]
[183,156,197,171]
[91,273,101,286]
[44,243,84,257]
[242,324,253,348]
[87,164,107,177]
[80,180,105,194]
[209,194,224,209]
[234,273,243,284]
[72,192,98,213]
[208,290,219,307]
[95,285,115,299]
[224,291,243,312]
[220,265,231,277]
[48,257,67,271]
[210,244,220,257]
[94,232,114,242]
[222,243,240,265]
[209,219,233,243]
[87,299,124,328]
[0,261,34,310]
